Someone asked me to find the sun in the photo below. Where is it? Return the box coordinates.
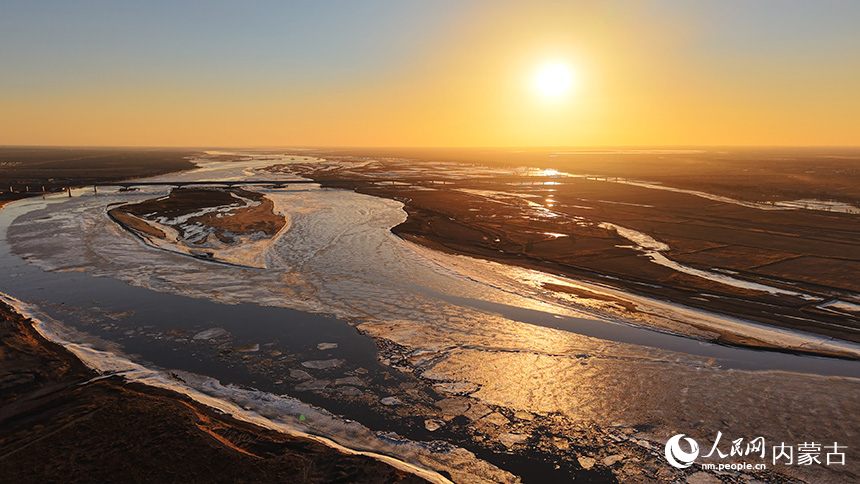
[535,63,573,97]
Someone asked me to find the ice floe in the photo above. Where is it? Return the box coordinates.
[193,327,229,340]
[0,294,513,484]
[301,359,345,370]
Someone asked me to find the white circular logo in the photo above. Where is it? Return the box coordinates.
[665,434,699,469]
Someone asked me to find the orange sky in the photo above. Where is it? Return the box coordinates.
[2,1,859,147]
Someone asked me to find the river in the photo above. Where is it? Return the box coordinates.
[2,153,858,483]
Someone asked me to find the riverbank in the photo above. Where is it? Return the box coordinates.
[0,300,432,483]
[276,155,860,357]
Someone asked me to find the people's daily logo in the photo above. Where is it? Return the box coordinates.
[664,432,846,471]
[665,434,699,469]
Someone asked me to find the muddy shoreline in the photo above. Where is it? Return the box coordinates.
[0,300,433,484]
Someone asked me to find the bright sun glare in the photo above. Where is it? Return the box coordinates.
[535,63,573,97]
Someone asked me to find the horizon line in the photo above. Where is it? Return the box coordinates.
[3,144,860,151]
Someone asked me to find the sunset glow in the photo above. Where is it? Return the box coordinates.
[1,1,859,147]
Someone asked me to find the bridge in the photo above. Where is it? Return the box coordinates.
[63,176,571,196]
[85,179,392,194]
[94,179,371,189]
[94,175,575,190]
[48,179,386,197]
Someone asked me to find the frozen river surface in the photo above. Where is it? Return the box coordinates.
[2,154,859,483]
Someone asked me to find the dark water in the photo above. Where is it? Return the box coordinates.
[0,196,399,397]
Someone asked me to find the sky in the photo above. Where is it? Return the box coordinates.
[1,0,859,148]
